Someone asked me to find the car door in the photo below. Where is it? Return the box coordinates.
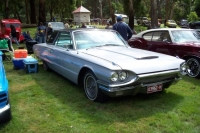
[42,31,59,70]
[52,31,81,83]
[129,32,153,50]
[146,31,174,56]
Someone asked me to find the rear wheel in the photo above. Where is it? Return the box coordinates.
[83,71,108,102]
[186,57,200,78]
[43,61,50,71]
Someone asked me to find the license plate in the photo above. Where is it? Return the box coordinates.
[147,84,162,93]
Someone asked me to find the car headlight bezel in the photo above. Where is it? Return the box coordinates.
[119,71,127,81]
[110,71,128,82]
[110,72,119,82]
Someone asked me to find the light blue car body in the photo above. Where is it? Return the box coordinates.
[0,51,11,123]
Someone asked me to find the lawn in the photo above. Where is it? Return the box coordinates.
[0,26,200,133]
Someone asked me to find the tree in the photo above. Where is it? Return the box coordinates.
[38,0,46,24]
[4,0,9,18]
[187,11,198,22]
[129,0,134,29]
[25,0,30,24]
[151,0,158,28]
[29,0,37,24]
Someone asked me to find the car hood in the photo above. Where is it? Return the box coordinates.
[80,46,184,74]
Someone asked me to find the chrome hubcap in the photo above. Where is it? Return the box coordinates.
[85,75,97,100]
[186,58,200,77]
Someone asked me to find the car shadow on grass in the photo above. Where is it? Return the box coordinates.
[2,63,184,130]
[26,64,184,122]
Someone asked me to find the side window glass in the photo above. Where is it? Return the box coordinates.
[152,31,163,41]
[47,31,58,44]
[143,32,153,41]
[55,32,73,49]
[155,31,171,42]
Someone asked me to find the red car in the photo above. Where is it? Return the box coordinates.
[128,28,200,78]
[0,19,24,42]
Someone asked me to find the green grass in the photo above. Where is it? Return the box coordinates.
[1,27,200,133]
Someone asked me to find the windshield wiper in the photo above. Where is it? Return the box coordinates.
[104,44,122,46]
[86,44,126,50]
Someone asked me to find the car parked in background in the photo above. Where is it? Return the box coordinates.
[166,20,177,28]
[189,21,200,33]
[33,29,185,102]
[128,28,200,78]
[0,19,24,42]
[85,25,97,28]
[179,19,189,28]
[0,51,11,123]
[47,22,65,31]
[137,17,150,26]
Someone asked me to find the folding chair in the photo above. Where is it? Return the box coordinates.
[22,31,38,55]
[0,38,13,61]
[25,40,37,55]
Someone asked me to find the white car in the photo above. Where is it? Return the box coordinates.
[33,29,186,102]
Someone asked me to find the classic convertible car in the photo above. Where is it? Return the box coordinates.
[0,51,11,123]
[33,29,185,102]
[128,28,200,78]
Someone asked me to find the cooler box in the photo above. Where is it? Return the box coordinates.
[23,57,38,73]
[14,49,27,58]
[12,56,32,70]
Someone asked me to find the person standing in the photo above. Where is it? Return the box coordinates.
[10,24,19,47]
[112,16,133,41]
[46,23,53,41]
[81,22,86,28]
[65,21,70,29]
[37,22,46,43]
[105,23,112,29]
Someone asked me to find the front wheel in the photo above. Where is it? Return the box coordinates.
[186,58,200,78]
[83,71,108,102]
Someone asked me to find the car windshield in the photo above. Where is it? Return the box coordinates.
[171,30,200,43]
[50,22,65,29]
[168,20,175,23]
[73,31,126,49]
[5,23,20,28]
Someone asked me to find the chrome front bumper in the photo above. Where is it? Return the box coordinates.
[0,104,10,114]
[98,70,181,97]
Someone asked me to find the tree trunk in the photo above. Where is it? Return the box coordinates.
[157,0,161,19]
[25,0,30,24]
[15,10,22,22]
[4,0,9,18]
[165,0,170,20]
[29,0,37,24]
[169,2,175,19]
[129,0,134,29]
[49,2,53,21]
[151,0,158,28]
[109,0,115,25]
[38,0,46,25]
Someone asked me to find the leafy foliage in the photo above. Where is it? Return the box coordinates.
[187,11,199,22]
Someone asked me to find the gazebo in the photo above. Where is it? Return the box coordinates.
[72,6,91,25]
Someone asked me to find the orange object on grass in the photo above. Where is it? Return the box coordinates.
[14,49,27,58]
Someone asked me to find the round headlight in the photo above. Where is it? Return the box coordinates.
[180,62,187,75]
[110,72,119,82]
[119,71,127,81]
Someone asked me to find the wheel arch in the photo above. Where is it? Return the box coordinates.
[183,55,200,61]
[78,67,94,87]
